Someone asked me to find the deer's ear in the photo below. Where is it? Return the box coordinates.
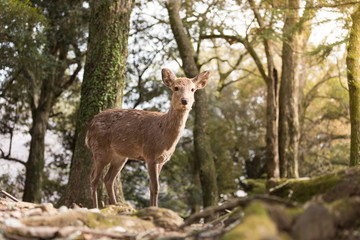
[162,68,176,88]
[193,70,210,89]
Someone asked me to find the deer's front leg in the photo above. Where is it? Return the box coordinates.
[147,162,159,207]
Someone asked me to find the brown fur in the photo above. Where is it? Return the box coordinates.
[86,68,210,208]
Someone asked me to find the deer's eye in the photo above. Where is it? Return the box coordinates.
[191,88,195,92]
[174,87,179,91]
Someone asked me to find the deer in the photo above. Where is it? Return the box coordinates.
[86,68,210,208]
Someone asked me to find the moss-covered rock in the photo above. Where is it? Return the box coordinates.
[21,209,88,227]
[221,201,286,240]
[244,179,267,196]
[270,169,349,202]
[86,211,154,231]
[270,167,360,204]
[100,203,136,215]
[134,207,183,231]
[265,203,303,231]
[321,167,360,202]
[327,196,360,228]
[20,208,154,233]
[292,204,335,240]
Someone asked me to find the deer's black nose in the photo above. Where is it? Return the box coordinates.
[181,98,188,105]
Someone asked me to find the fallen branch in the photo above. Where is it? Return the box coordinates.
[0,190,19,202]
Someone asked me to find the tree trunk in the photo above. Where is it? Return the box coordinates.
[64,0,132,208]
[246,0,280,181]
[188,151,201,214]
[166,0,218,211]
[23,100,52,202]
[279,0,300,178]
[347,5,360,166]
[266,69,280,181]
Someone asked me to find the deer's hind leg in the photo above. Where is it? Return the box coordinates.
[104,156,128,205]
[90,154,110,208]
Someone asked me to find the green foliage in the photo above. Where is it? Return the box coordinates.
[307,39,348,61]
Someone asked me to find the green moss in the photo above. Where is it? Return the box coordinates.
[327,197,360,228]
[246,179,267,196]
[284,206,304,220]
[100,203,136,215]
[243,201,268,217]
[270,170,345,202]
[221,201,280,240]
[222,202,278,240]
[85,212,154,230]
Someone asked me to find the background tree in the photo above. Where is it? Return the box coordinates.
[0,0,86,203]
[64,0,133,208]
[278,0,301,178]
[166,0,219,211]
[347,4,360,166]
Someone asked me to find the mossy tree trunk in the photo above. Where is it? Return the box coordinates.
[347,5,360,166]
[64,0,133,208]
[278,0,300,178]
[166,0,219,212]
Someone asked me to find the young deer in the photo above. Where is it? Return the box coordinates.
[86,68,210,208]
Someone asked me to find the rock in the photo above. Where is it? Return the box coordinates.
[327,197,360,228]
[100,203,136,215]
[270,166,360,203]
[6,226,59,239]
[4,218,23,228]
[21,209,89,227]
[321,167,360,202]
[265,204,300,231]
[25,207,43,216]
[10,211,22,219]
[292,204,335,240]
[221,201,283,240]
[58,205,69,213]
[40,203,56,214]
[135,207,184,231]
[85,211,154,232]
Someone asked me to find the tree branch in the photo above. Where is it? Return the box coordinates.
[202,34,269,83]
[0,148,26,166]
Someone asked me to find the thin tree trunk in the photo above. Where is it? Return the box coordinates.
[23,104,52,202]
[166,0,218,212]
[266,69,280,181]
[347,5,360,166]
[64,0,132,208]
[247,0,280,181]
[279,0,300,178]
[23,56,57,202]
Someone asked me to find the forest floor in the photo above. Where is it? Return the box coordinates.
[1,166,360,240]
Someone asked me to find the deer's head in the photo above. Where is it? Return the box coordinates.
[162,68,210,111]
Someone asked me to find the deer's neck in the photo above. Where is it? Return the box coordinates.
[161,106,190,144]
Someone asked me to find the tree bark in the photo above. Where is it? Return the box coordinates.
[278,0,300,178]
[166,0,218,211]
[266,69,280,180]
[347,5,360,166]
[247,0,280,180]
[23,88,54,202]
[64,0,132,208]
